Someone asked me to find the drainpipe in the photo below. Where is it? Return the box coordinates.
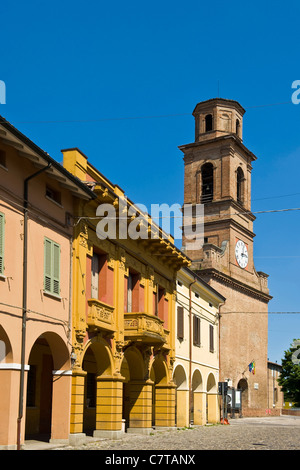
[17,163,51,450]
[189,278,196,426]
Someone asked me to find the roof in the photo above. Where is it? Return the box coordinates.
[0,115,96,201]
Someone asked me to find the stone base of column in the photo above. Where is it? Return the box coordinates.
[93,429,124,440]
[49,438,70,445]
[68,433,86,446]
[127,427,153,435]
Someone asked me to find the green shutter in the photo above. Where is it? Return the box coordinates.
[0,213,4,274]
[52,242,60,295]
[44,237,60,295]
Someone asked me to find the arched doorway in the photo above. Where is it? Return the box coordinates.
[120,346,147,432]
[237,378,248,412]
[81,337,113,436]
[206,372,219,423]
[173,364,188,427]
[25,332,71,442]
[150,354,174,428]
[192,369,205,425]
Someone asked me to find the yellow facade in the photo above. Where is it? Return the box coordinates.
[63,148,190,439]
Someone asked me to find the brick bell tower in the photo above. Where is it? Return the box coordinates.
[179,98,272,416]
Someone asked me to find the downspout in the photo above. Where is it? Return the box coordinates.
[189,278,196,426]
[17,162,51,450]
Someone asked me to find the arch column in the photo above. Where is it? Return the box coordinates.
[70,369,87,440]
[127,379,153,434]
[0,364,28,449]
[93,375,124,439]
[207,393,220,423]
[154,382,176,428]
[176,387,189,427]
[50,370,72,444]
[193,391,207,425]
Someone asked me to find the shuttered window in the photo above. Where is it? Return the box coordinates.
[44,237,60,296]
[0,212,4,275]
[209,324,214,352]
[91,253,99,299]
[193,316,201,346]
[177,306,184,340]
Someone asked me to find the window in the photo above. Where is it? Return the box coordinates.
[0,212,5,275]
[177,306,184,340]
[127,273,133,312]
[209,324,214,352]
[201,163,214,203]
[193,316,201,346]
[195,292,200,299]
[46,186,62,205]
[205,114,213,132]
[0,150,6,168]
[236,119,240,136]
[44,238,60,296]
[237,167,244,204]
[91,253,100,299]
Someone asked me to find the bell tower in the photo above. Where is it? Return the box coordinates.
[180,98,272,416]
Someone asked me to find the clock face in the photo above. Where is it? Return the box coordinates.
[235,240,248,268]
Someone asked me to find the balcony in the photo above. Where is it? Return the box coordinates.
[124,312,167,345]
[87,299,115,333]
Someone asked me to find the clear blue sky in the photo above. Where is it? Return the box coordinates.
[1,0,300,364]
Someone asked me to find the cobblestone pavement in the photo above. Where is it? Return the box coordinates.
[50,416,300,451]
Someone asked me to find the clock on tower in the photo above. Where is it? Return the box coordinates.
[179,98,272,416]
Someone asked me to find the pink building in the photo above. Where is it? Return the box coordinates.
[0,116,94,449]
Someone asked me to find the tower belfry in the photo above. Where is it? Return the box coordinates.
[180,97,272,416]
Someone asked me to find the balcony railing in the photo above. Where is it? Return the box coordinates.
[124,312,167,345]
[87,299,115,333]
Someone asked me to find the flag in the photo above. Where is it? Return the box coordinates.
[248,361,255,374]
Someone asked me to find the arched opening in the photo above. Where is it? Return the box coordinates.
[237,378,248,411]
[173,364,188,427]
[205,114,213,132]
[201,163,214,203]
[0,325,13,363]
[206,372,218,423]
[120,346,145,431]
[25,336,54,440]
[82,338,113,435]
[237,167,244,204]
[192,369,203,425]
[150,354,169,428]
[236,119,240,137]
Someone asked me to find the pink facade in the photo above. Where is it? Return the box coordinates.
[0,117,93,449]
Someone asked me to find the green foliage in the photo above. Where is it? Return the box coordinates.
[278,339,300,407]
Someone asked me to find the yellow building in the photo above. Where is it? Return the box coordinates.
[174,267,225,427]
[62,148,190,442]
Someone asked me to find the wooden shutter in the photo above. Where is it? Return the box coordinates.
[209,324,214,352]
[177,306,184,340]
[193,315,200,346]
[127,273,133,312]
[52,242,60,295]
[44,238,60,295]
[91,253,99,299]
[44,238,52,292]
[0,213,4,274]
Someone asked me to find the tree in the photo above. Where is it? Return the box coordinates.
[278,339,300,407]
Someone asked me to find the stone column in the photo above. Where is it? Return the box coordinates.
[127,379,153,434]
[50,370,72,444]
[69,369,86,445]
[193,391,207,425]
[176,389,189,427]
[207,393,220,423]
[154,383,176,428]
[93,375,124,439]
